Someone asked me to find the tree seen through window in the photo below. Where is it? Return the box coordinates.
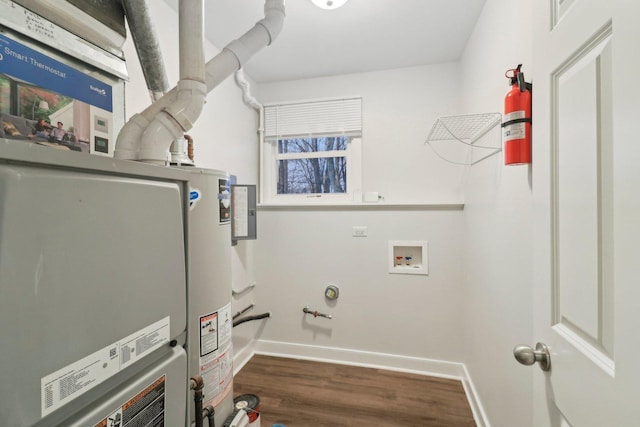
[277,136,348,194]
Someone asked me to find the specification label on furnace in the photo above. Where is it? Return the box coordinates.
[41,317,170,417]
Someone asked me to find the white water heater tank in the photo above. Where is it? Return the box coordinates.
[185,167,235,427]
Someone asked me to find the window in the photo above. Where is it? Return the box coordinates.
[261,97,362,204]
[277,136,348,194]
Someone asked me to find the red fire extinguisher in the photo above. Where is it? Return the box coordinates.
[502,64,532,165]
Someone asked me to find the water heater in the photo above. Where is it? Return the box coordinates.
[185,167,235,427]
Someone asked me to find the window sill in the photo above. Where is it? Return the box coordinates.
[257,202,464,211]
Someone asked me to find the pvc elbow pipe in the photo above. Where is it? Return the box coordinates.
[221,0,285,67]
[113,113,150,160]
[137,112,184,164]
[165,79,208,131]
[114,90,177,159]
[136,79,207,164]
[261,0,286,43]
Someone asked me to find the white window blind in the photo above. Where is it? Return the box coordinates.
[264,97,362,139]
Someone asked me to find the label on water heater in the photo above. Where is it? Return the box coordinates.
[199,303,233,409]
[201,345,233,409]
[200,312,219,357]
[503,111,526,142]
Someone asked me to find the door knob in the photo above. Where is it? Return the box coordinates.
[513,342,551,371]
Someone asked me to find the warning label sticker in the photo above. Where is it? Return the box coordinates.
[201,345,233,408]
[199,303,233,408]
[199,304,232,358]
[94,375,166,427]
[200,312,219,357]
[41,317,170,417]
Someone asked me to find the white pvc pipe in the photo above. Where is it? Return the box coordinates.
[179,0,205,83]
[234,68,264,145]
[235,69,265,201]
[114,0,285,163]
[136,0,206,164]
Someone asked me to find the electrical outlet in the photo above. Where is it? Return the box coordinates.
[352,226,368,237]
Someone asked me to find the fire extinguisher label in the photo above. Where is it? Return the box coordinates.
[503,111,526,141]
[504,111,525,122]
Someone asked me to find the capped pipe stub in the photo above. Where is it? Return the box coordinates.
[170,137,194,166]
[325,284,339,300]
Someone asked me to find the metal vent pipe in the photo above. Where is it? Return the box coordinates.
[121,0,169,102]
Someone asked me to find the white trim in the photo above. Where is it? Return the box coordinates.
[257,203,465,210]
[276,150,347,160]
[460,363,492,427]
[260,137,362,205]
[232,339,257,376]
[232,339,490,427]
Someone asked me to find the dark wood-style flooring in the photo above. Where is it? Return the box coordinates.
[233,355,476,426]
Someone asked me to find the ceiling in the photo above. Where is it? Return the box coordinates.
[164,0,486,83]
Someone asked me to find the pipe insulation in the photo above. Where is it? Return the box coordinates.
[233,312,271,328]
[121,0,169,102]
[114,0,286,164]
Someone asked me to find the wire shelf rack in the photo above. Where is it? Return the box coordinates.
[425,112,502,165]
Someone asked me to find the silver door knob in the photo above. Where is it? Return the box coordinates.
[513,342,551,371]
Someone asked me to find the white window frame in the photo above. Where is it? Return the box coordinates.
[260,97,362,205]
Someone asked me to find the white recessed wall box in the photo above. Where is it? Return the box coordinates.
[389,241,428,275]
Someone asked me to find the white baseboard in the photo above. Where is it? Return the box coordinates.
[232,339,490,427]
[460,363,491,427]
[232,339,257,376]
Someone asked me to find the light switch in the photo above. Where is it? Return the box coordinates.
[352,226,368,237]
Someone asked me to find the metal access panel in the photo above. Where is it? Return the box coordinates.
[231,184,257,242]
[0,140,190,426]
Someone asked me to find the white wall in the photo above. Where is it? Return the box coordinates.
[459,0,534,425]
[258,63,465,204]
[122,1,261,359]
[240,66,468,370]
[252,207,465,367]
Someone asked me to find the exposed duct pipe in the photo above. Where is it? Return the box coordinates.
[115,0,286,164]
[121,0,169,102]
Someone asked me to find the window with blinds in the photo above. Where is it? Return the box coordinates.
[261,97,362,204]
[264,97,362,139]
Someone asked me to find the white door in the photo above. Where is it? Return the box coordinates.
[529,0,640,425]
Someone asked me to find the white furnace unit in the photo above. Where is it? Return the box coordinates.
[0,138,191,426]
